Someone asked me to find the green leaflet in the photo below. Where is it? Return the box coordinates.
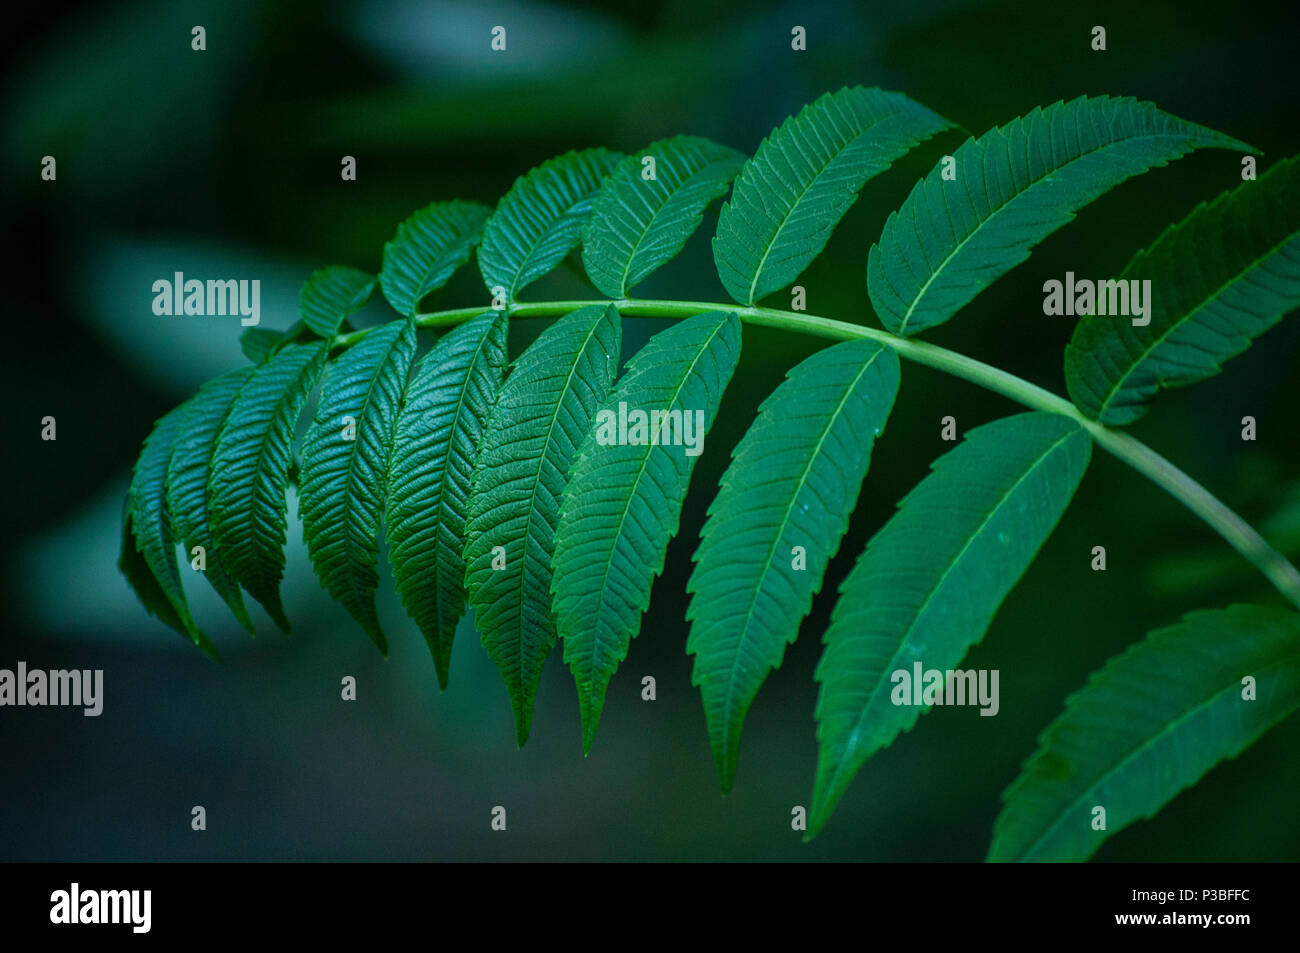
[239,327,283,364]
[989,604,1300,862]
[809,412,1092,837]
[166,366,257,636]
[583,136,745,298]
[124,402,212,654]
[209,342,328,632]
[1066,155,1300,424]
[299,319,418,654]
[380,200,491,316]
[868,96,1251,336]
[119,505,208,654]
[464,304,621,744]
[713,86,951,306]
[555,311,743,752]
[478,148,623,302]
[300,265,377,337]
[687,339,900,792]
[386,311,508,688]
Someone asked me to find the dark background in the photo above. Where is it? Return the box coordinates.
[2,0,1298,861]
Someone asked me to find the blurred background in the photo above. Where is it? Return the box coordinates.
[2,0,1298,861]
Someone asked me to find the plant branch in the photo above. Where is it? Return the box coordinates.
[334,296,1300,610]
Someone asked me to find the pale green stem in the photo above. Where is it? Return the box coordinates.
[334,296,1300,610]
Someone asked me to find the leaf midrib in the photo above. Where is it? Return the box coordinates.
[407,223,456,308]
[305,269,374,333]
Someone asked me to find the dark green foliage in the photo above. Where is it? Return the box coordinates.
[478,150,622,303]
[585,135,744,298]
[120,89,1300,859]
[166,367,257,636]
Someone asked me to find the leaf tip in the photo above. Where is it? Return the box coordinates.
[263,598,291,634]
[580,713,600,756]
[713,752,738,796]
[354,612,389,657]
[804,806,832,842]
